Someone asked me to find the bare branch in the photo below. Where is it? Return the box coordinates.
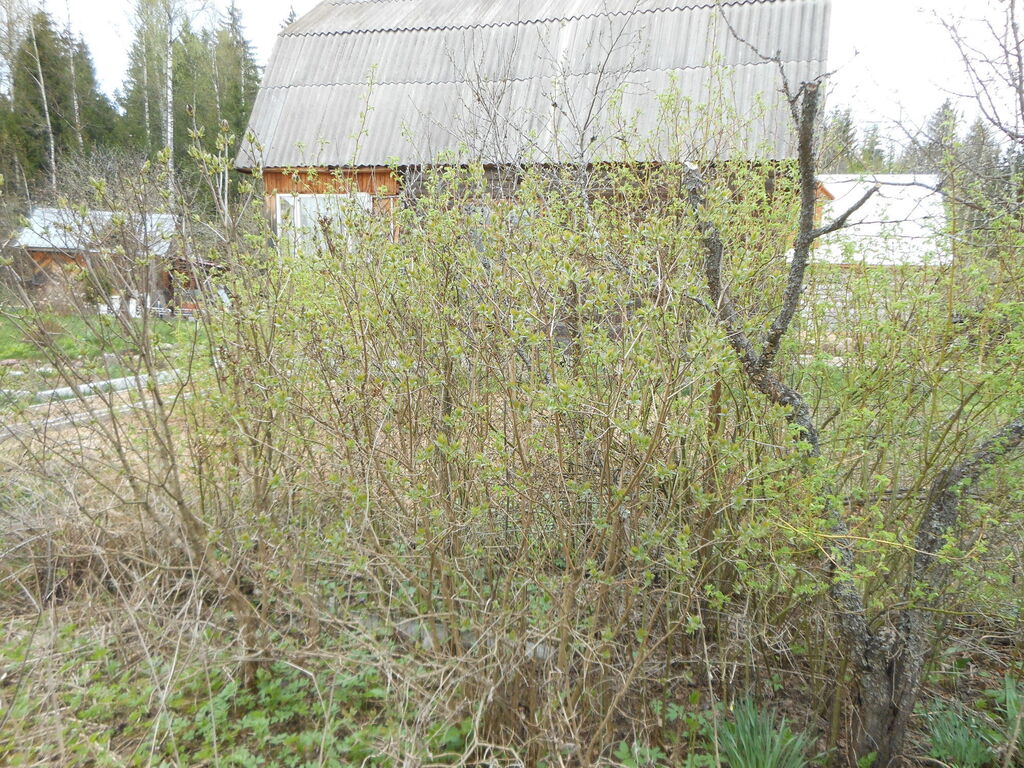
[756,81,822,375]
[810,183,879,240]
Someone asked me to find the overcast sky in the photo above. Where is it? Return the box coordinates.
[47,0,996,139]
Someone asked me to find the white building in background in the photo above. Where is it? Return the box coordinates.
[817,174,950,266]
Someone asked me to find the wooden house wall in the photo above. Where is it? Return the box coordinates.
[262,167,400,228]
[261,163,832,234]
[26,249,85,271]
[24,248,198,305]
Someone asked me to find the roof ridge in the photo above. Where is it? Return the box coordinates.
[262,58,824,90]
[282,0,788,39]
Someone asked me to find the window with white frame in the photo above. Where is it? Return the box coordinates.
[276,192,373,248]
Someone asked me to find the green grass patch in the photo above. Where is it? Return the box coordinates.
[0,623,394,767]
[0,310,199,363]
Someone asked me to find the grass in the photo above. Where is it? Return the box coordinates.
[714,699,818,768]
[927,707,995,768]
[0,310,188,363]
[0,611,396,767]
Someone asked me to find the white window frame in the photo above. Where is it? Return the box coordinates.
[275,192,373,248]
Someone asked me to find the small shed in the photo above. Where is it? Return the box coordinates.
[816,174,949,266]
[15,207,176,268]
[12,207,179,306]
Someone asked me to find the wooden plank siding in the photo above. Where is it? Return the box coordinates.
[25,249,84,271]
[262,167,400,229]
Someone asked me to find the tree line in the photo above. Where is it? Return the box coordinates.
[820,100,1006,179]
[0,0,266,208]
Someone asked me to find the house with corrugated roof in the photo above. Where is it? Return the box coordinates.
[10,207,180,310]
[238,0,832,231]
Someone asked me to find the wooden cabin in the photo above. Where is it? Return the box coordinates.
[237,0,833,231]
[12,207,181,310]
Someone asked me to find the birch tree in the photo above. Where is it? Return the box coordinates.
[3,10,115,193]
[62,1,81,152]
[13,11,63,191]
[121,0,204,188]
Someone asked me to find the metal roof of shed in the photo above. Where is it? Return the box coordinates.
[816,175,950,266]
[239,0,831,169]
[14,208,176,258]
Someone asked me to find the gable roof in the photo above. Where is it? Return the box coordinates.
[238,0,831,170]
[816,174,950,266]
[14,208,177,259]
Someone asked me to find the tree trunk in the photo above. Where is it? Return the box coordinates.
[851,420,1024,766]
[68,45,83,151]
[164,13,174,189]
[686,73,1024,768]
[850,621,919,768]
[65,3,83,151]
[29,19,56,192]
[141,34,151,153]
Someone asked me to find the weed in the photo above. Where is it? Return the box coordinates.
[928,707,996,768]
[614,739,668,767]
[713,698,817,768]
[986,676,1024,766]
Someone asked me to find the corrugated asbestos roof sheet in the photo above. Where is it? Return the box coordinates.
[238,0,831,169]
[15,208,176,258]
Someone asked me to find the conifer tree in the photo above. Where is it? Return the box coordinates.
[121,0,161,155]
[12,12,69,188]
[960,117,1001,182]
[854,124,889,172]
[214,0,259,140]
[899,99,959,172]
[8,11,118,192]
[67,34,118,152]
[820,108,857,173]
[0,0,33,96]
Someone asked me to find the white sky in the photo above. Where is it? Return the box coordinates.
[48,0,995,137]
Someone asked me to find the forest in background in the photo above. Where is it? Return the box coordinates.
[0,0,1018,228]
[0,0,272,220]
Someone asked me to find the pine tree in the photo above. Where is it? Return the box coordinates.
[11,12,71,187]
[1,3,38,196]
[0,89,27,197]
[959,117,1001,182]
[214,0,259,139]
[900,100,959,173]
[68,35,118,152]
[0,0,33,96]
[0,10,119,194]
[957,117,1006,244]
[174,21,217,159]
[120,0,207,187]
[854,125,890,173]
[121,0,166,157]
[119,0,261,199]
[820,108,857,173]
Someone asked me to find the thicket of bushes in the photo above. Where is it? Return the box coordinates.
[0,137,1022,766]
